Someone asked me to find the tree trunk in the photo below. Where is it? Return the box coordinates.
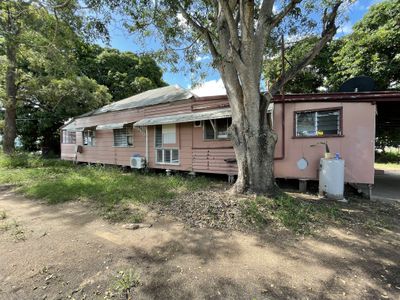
[228,91,278,195]
[3,43,18,154]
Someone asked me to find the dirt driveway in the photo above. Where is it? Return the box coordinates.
[1,188,399,300]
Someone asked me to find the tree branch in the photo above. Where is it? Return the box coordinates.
[270,0,302,28]
[218,0,240,49]
[176,3,220,60]
[270,1,342,95]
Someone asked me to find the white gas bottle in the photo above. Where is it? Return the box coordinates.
[319,158,345,200]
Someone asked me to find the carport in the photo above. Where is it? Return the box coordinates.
[372,92,400,201]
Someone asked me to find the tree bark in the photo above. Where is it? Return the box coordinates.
[227,89,278,195]
[3,43,18,154]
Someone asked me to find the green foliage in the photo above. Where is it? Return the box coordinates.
[0,153,209,222]
[77,46,167,101]
[0,152,72,168]
[109,269,140,299]
[264,37,341,93]
[241,194,340,234]
[330,0,400,90]
[264,0,400,92]
[17,75,111,152]
[375,151,400,164]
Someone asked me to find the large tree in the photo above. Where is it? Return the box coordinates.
[0,0,107,154]
[264,36,342,93]
[113,0,347,194]
[76,45,167,101]
[18,76,111,154]
[329,0,400,90]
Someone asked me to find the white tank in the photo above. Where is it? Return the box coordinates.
[319,158,345,200]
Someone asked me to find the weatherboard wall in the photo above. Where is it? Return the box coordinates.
[61,95,376,184]
[273,101,376,184]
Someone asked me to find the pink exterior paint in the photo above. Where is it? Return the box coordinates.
[273,102,376,184]
[61,94,377,184]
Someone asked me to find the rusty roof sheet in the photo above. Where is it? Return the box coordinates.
[134,108,232,127]
[79,85,194,118]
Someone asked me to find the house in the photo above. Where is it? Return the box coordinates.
[60,85,400,187]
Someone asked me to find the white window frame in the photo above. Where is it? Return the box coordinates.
[83,129,96,146]
[155,148,179,165]
[113,125,134,147]
[154,125,179,165]
[62,131,76,144]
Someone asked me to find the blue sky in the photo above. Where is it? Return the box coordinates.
[103,0,383,94]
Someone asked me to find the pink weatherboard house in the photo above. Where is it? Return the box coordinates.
[60,85,400,188]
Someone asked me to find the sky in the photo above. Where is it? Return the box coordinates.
[103,0,383,96]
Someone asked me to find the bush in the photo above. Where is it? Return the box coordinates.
[375,151,400,164]
[0,152,72,168]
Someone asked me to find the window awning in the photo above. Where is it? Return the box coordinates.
[62,122,84,132]
[134,108,232,127]
[96,122,126,130]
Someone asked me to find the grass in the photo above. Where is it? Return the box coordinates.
[0,219,26,241]
[241,193,341,234]
[107,269,141,300]
[374,162,400,171]
[0,152,210,222]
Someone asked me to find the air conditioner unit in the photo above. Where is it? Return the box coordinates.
[130,156,146,169]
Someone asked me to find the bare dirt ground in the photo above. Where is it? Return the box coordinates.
[1,187,399,300]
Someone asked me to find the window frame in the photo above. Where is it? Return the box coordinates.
[61,130,76,144]
[155,148,180,165]
[203,118,232,141]
[293,107,344,139]
[113,124,134,147]
[83,129,96,146]
[154,125,179,165]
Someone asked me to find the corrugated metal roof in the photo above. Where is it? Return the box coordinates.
[62,121,84,132]
[79,85,194,118]
[96,122,126,130]
[134,108,232,127]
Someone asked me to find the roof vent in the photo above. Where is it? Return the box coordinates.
[338,76,376,92]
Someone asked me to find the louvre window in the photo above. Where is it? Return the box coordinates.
[83,130,96,146]
[204,118,231,140]
[295,109,341,137]
[62,131,76,144]
[113,125,133,147]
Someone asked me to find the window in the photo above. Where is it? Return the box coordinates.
[156,148,179,164]
[295,109,342,137]
[83,129,96,146]
[113,125,133,147]
[204,118,231,140]
[62,131,76,144]
[154,125,179,164]
[155,124,176,146]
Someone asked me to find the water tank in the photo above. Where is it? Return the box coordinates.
[319,158,345,200]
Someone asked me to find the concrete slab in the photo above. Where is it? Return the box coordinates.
[372,170,400,202]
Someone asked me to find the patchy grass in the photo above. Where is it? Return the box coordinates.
[0,210,6,220]
[106,269,141,300]
[0,152,210,223]
[240,193,340,234]
[374,162,400,171]
[0,219,26,241]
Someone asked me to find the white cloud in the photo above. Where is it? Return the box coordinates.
[190,79,226,96]
[195,55,210,62]
[339,22,353,35]
[177,13,188,28]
